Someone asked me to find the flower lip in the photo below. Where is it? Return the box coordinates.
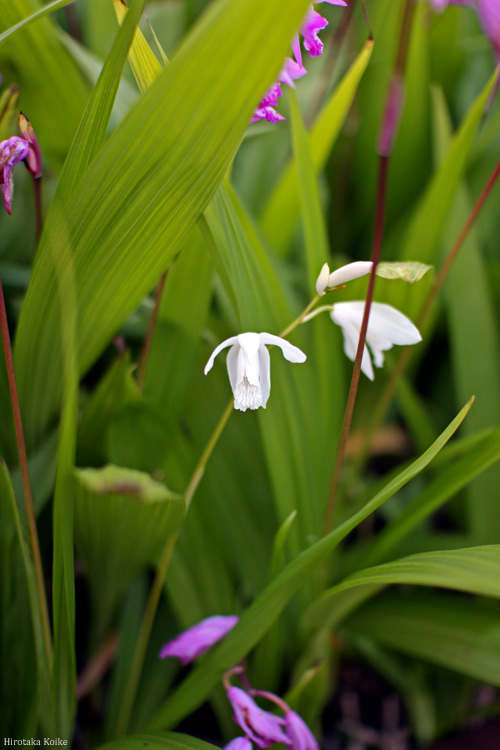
[159,614,239,664]
[227,687,291,748]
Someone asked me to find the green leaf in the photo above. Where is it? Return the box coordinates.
[289,88,329,289]
[376,261,432,283]
[308,545,500,632]
[347,591,500,686]
[74,465,184,638]
[261,39,374,254]
[112,0,163,92]
[0,0,76,45]
[147,399,472,730]
[99,731,221,750]
[14,0,313,449]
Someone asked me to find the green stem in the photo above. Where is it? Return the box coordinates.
[0,275,52,666]
[136,271,167,390]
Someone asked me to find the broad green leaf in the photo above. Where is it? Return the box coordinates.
[376,261,432,283]
[261,39,374,253]
[113,0,163,91]
[99,731,221,750]
[399,71,497,264]
[0,0,76,45]
[148,399,472,730]
[308,545,500,632]
[14,0,313,449]
[347,591,500,686]
[74,465,184,638]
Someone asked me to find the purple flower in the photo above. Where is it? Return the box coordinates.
[251,83,286,124]
[227,687,291,748]
[285,711,320,750]
[159,615,238,664]
[293,0,347,66]
[225,739,253,750]
[477,0,500,57]
[0,136,30,215]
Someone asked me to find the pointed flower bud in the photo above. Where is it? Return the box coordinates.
[0,135,30,214]
[316,263,331,295]
[159,615,238,665]
[18,112,42,179]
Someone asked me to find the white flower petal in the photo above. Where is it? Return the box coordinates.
[258,332,307,363]
[327,261,373,289]
[331,301,421,380]
[226,344,240,391]
[237,332,261,386]
[365,302,422,346]
[315,263,330,295]
[258,344,271,408]
[204,335,239,375]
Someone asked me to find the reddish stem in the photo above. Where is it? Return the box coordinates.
[136,271,167,390]
[323,155,389,534]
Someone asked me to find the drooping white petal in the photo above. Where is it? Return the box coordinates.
[330,301,421,380]
[363,302,422,346]
[315,263,330,295]
[327,261,373,289]
[226,344,240,392]
[258,332,307,363]
[204,336,239,375]
[258,343,272,408]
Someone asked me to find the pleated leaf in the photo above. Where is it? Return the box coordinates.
[74,465,184,636]
[99,732,221,750]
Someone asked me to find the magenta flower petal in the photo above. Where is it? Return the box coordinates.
[159,615,238,664]
[477,0,500,56]
[279,57,307,88]
[285,712,319,750]
[300,7,329,57]
[225,739,253,750]
[0,136,30,215]
[227,687,291,748]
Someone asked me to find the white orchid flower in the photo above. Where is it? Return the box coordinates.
[330,301,421,381]
[315,261,373,296]
[204,332,307,411]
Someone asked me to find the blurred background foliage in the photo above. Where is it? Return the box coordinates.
[1,0,500,747]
